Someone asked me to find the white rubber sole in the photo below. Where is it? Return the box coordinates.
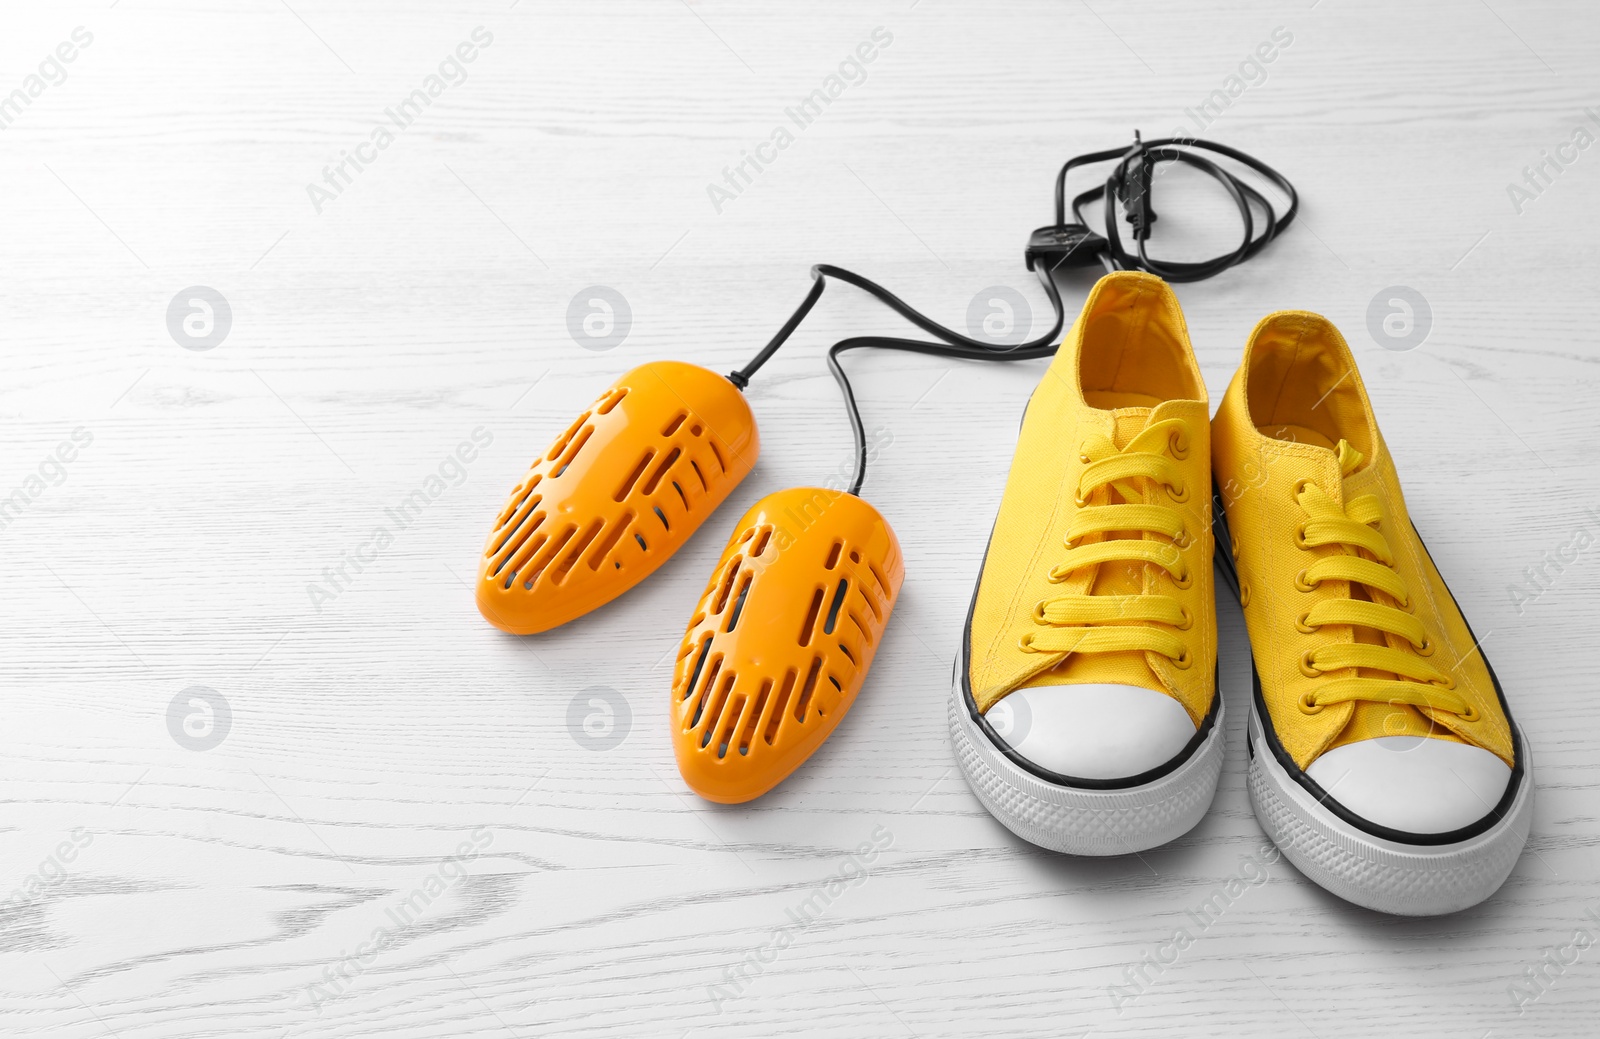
[949,659,1225,856]
[1247,704,1534,916]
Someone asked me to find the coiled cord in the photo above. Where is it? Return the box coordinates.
[729,134,1298,495]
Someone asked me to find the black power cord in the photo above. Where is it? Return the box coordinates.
[728,133,1298,496]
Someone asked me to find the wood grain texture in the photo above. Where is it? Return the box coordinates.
[1,1,1598,1036]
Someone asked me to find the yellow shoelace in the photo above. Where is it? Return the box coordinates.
[1292,446,1472,718]
[1021,417,1193,668]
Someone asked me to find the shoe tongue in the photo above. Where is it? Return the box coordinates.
[1335,438,1365,477]
[1111,407,1153,449]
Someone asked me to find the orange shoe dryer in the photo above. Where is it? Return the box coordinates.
[475,361,757,635]
[670,488,903,803]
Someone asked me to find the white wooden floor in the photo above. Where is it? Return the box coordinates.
[3,1,1598,1036]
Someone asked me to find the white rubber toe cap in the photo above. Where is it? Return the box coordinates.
[984,683,1197,782]
[1305,737,1512,835]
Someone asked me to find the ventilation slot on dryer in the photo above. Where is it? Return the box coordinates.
[764,669,798,744]
[794,657,823,722]
[712,558,742,615]
[500,533,548,588]
[856,581,883,622]
[714,691,745,759]
[680,636,713,703]
[551,425,593,478]
[550,521,604,585]
[615,450,655,502]
[689,653,724,729]
[799,587,825,646]
[489,496,544,564]
[737,678,772,756]
[523,525,577,589]
[546,412,591,462]
[700,671,736,750]
[493,474,541,529]
[725,574,753,633]
[822,578,848,635]
[588,512,634,571]
[641,448,681,496]
[867,561,892,604]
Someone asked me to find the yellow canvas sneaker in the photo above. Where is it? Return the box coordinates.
[951,272,1222,855]
[1212,311,1532,915]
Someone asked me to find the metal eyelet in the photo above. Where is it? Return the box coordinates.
[1459,703,1479,722]
[1293,479,1317,498]
[1176,606,1193,631]
[1019,633,1037,652]
[1294,611,1318,634]
[1073,492,1090,507]
[1079,452,1093,464]
[1032,601,1048,623]
[1299,651,1322,678]
[1294,523,1311,550]
[1173,650,1193,670]
[1294,569,1319,593]
[1239,581,1251,607]
[1430,672,1458,691]
[1298,691,1323,714]
[1165,482,1191,504]
[1172,569,1193,590]
[1169,431,1190,460]
[1416,637,1435,657]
